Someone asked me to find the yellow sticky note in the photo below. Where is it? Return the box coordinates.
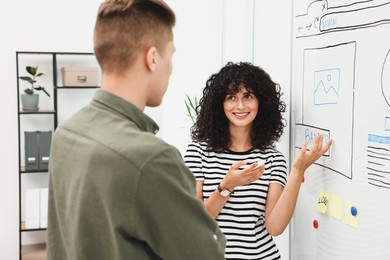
[345,200,358,228]
[331,194,342,220]
[317,190,329,214]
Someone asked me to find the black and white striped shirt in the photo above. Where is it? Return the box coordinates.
[184,141,287,260]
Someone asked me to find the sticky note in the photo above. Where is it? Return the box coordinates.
[317,189,329,214]
[331,194,342,220]
[345,200,358,228]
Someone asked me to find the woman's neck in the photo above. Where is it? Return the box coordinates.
[228,126,253,152]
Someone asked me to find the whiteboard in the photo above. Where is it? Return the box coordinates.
[290,1,390,259]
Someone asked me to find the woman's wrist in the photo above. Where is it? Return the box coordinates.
[290,167,305,181]
[219,181,234,192]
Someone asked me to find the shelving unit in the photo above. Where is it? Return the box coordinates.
[16,51,100,259]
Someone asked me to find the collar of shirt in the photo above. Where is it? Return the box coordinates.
[92,89,159,135]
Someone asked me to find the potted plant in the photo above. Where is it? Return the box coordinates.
[19,66,50,111]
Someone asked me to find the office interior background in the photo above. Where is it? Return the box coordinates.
[0,0,292,258]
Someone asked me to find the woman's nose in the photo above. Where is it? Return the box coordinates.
[236,98,246,109]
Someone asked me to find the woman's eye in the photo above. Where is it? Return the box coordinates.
[227,95,235,101]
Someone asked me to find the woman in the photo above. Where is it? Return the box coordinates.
[184,62,332,259]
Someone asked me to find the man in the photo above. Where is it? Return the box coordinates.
[47,0,226,259]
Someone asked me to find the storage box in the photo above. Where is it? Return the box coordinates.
[61,67,98,86]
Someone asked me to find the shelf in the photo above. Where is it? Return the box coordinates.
[20,166,48,174]
[17,51,93,55]
[56,86,99,89]
[22,243,46,260]
[19,109,56,115]
[17,51,98,259]
[20,222,47,232]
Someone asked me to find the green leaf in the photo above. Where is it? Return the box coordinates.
[19,76,34,84]
[185,99,193,119]
[24,88,34,94]
[26,66,37,76]
[33,86,50,97]
[184,93,199,124]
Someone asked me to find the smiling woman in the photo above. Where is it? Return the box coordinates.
[184,61,332,260]
[185,61,288,259]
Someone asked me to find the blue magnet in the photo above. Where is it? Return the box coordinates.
[350,206,357,216]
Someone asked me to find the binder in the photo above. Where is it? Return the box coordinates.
[24,131,52,171]
[25,189,40,229]
[38,131,52,171]
[40,188,48,228]
[24,132,39,171]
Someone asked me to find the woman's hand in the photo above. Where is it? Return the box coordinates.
[292,135,333,176]
[220,160,264,191]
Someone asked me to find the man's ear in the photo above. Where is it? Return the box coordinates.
[146,46,158,72]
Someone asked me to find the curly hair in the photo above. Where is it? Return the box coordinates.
[191,61,286,152]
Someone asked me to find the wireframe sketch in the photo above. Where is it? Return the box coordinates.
[296,42,356,179]
[295,0,390,38]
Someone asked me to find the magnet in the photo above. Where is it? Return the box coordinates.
[313,219,319,229]
[350,206,358,216]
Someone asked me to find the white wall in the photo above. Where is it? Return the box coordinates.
[157,0,224,154]
[0,1,292,259]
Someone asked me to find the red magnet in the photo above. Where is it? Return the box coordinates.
[313,219,319,229]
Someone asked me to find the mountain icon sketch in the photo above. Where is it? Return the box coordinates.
[314,70,340,105]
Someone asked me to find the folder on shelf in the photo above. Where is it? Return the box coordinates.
[24,132,39,171]
[24,131,52,171]
[38,131,52,171]
[25,189,40,229]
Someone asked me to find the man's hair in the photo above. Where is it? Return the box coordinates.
[94,0,176,74]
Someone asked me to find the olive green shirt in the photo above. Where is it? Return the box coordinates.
[47,89,226,260]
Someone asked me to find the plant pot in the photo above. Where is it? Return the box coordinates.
[21,93,39,111]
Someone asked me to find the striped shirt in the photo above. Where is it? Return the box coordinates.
[184,141,287,260]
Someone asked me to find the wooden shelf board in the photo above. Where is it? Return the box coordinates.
[19,109,55,114]
[56,86,100,89]
[22,243,46,260]
[20,166,48,174]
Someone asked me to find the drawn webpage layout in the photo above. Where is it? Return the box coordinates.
[290,1,390,259]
